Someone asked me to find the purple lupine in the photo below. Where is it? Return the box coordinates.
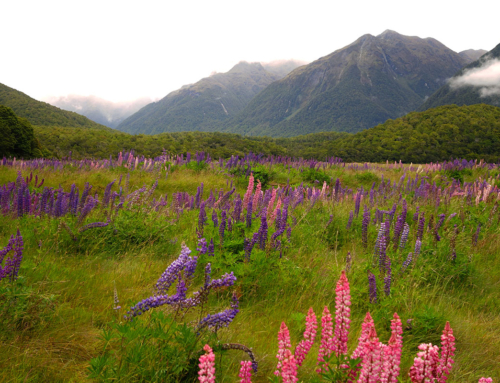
[413,206,420,222]
[326,214,333,228]
[346,210,354,230]
[400,252,413,275]
[78,221,109,233]
[417,212,425,240]
[257,212,268,249]
[354,192,362,217]
[208,239,215,257]
[384,257,392,296]
[393,213,405,250]
[368,272,377,303]
[246,200,253,228]
[378,227,387,274]
[0,230,23,282]
[198,201,207,236]
[197,238,208,255]
[414,239,422,260]
[399,223,410,250]
[197,293,239,331]
[212,209,218,228]
[450,225,459,260]
[233,195,242,223]
[204,263,211,287]
[434,213,446,242]
[102,180,115,207]
[244,233,259,262]
[219,210,227,244]
[155,245,192,294]
[362,207,370,248]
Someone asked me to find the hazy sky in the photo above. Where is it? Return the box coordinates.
[1,0,499,103]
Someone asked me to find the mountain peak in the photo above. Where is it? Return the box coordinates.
[377,29,401,39]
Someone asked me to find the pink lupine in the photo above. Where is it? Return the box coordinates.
[239,361,252,383]
[317,306,334,372]
[409,343,440,383]
[352,312,376,360]
[243,173,254,208]
[380,313,403,383]
[275,322,292,377]
[281,349,299,383]
[478,378,493,383]
[437,321,456,382]
[266,188,277,218]
[269,198,282,226]
[198,344,216,383]
[357,327,383,383]
[252,180,262,212]
[295,307,317,366]
[333,270,351,357]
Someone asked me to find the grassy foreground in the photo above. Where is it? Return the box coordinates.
[0,154,499,382]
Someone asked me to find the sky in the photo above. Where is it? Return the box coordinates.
[1,0,499,103]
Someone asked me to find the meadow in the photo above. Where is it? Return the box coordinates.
[0,152,498,382]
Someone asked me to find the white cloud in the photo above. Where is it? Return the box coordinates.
[449,58,500,96]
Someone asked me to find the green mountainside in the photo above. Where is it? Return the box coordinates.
[32,104,500,164]
[224,30,468,137]
[116,62,281,135]
[420,43,500,111]
[0,83,111,130]
[45,95,152,128]
[458,49,487,62]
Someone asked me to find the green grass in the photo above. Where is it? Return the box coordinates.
[0,160,499,382]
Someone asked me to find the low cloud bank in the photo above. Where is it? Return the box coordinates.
[449,58,500,97]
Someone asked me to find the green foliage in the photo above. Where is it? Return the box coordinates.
[0,105,46,158]
[301,167,330,185]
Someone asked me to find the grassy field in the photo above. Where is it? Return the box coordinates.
[0,154,498,382]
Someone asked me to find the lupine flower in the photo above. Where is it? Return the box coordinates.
[472,223,481,247]
[197,238,208,255]
[155,244,192,294]
[333,270,351,357]
[351,312,375,360]
[267,188,277,218]
[380,313,403,383]
[362,207,370,248]
[346,210,354,230]
[211,209,218,228]
[243,173,254,208]
[368,272,377,304]
[197,292,239,331]
[409,343,440,383]
[294,307,317,367]
[450,225,459,260]
[357,327,382,383]
[275,322,292,377]
[257,212,268,249]
[252,180,262,212]
[198,201,207,235]
[239,361,253,383]
[281,350,298,383]
[378,223,387,274]
[317,306,334,372]
[399,223,410,250]
[478,378,493,383]
[246,200,253,228]
[417,212,425,240]
[400,252,413,275]
[78,221,109,233]
[434,213,446,242]
[414,239,422,260]
[219,210,226,244]
[198,344,216,383]
[437,322,455,383]
[208,239,215,257]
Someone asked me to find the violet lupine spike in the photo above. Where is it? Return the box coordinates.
[378,223,387,274]
[211,209,218,228]
[204,263,211,288]
[414,239,422,260]
[368,272,377,304]
[417,212,425,240]
[197,238,208,255]
[219,210,226,245]
[246,199,253,228]
[362,207,370,249]
[208,239,215,257]
[399,223,410,250]
[400,253,413,275]
[197,293,239,331]
[472,224,481,247]
[78,221,109,233]
[155,244,191,294]
[257,212,268,249]
[346,210,354,230]
[434,213,446,242]
[198,201,207,236]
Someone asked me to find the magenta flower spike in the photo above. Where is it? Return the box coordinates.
[357,327,382,383]
[239,361,252,383]
[252,180,262,212]
[243,173,254,209]
[437,321,456,382]
[478,378,493,383]
[198,344,216,383]
[333,270,351,357]
[281,350,299,383]
[409,343,440,383]
[267,188,277,218]
[295,307,317,367]
[275,322,292,377]
[317,306,334,372]
[351,312,376,360]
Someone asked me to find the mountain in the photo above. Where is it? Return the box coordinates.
[420,43,500,111]
[224,30,469,137]
[458,49,488,63]
[45,95,152,128]
[117,62,281,135]
[0,83,111,130]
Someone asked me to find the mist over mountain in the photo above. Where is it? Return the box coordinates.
[223,30,470,137]
[420,43,500,111]
[45,95,153,128]
[117,61,282,134]
[261,59,308,79]
[0,82,110,130]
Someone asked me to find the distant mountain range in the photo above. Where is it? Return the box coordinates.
[223,30,476,136]
[117,60,304,134]
[420,43,500,111]
[0,83,110,130]
[45,95,152,128]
